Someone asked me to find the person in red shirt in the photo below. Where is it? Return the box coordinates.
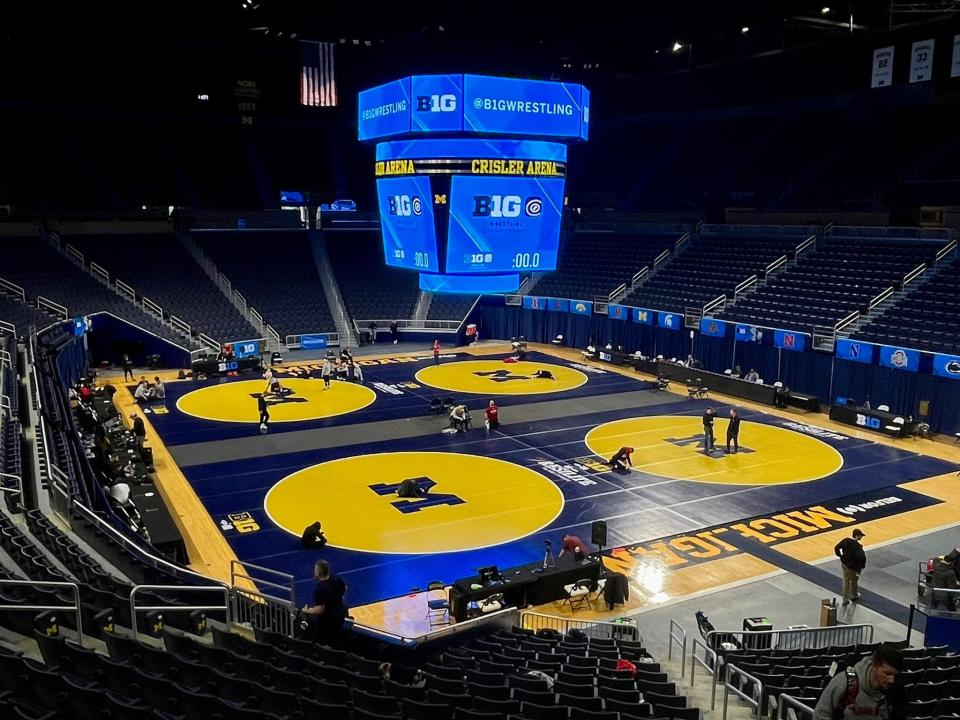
[607,446,634,473]
[559,534,591,560]
[432,340,441,366]
[485,400,500,430]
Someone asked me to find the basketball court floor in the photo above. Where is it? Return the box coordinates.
[119,343,960,637]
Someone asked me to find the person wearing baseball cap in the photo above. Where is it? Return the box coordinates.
[835,528,867,605]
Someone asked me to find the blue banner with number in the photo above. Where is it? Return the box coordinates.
[632,307,653,325]
[932,353,960,380]
[835,338,875,364]
[569,300,593,316]
[547,298,569,313]
[522,296,546,310]
[735,324,761,342]
[658,312,682,330]
[608,304,628,320]
[879,345,920,372]
[699,318,727,338]
[300,335,328,350]
[774,330,806,352]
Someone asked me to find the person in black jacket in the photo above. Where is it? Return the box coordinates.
[835,528,867,605]
[301,521,327,550]
[702,408,716,453]
[725,409,741,453]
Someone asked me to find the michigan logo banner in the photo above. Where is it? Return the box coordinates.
[569,300,593,316]
[735,324,760,342]
[658,312,681,330]
[632,307,653,325]
[774,330,806,352]
[699,318,727,338]
[879,345,920,372]
[547,298,569,312]
[835,338,875,364]
[522,296,546,310]
[607,304,628,320]
[932,353,960,379]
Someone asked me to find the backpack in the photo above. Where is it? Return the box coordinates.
[833,666,859,720]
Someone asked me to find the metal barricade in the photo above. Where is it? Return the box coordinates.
[0,579,83,644]
[129,584,230,640]
[230,559,296,637]
[668,618,687,678]
[777,693,815,720]
[519,611,640,642]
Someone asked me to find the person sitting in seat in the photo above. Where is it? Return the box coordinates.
[581,345,597,360]
[148,377,165,400]
[744,368,760,383]
[449,404,470,433]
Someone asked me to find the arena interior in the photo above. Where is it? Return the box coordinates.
[2,3,960,720]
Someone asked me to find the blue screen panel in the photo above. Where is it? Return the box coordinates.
[375,139,567,162]
[445,175,565,273]
[411,75,464,133]
[358,78,411,141]
[419,273,520,293]
[878,345,920,372]
[580,87,590,140]
[375,176,439,272]
[463,75,583,138]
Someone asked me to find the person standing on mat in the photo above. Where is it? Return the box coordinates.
[257,393,270,428]
[122,353,134,382]
[433,339,441,366]
[725,409,741,453]
[835,528,867,605]
[702,407,716,453]
[485,400,500,430]
[321,357,332,390]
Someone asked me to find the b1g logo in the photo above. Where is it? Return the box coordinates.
[855,413,881,430]
[473,195,543,218]
[387,195,423,217]
[416,94,457,112]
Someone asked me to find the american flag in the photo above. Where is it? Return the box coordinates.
[300,41,336,107]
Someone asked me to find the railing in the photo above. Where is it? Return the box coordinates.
[765,255,788,280]
[868,286,895,311]
[935,238,957,262]
[631,266,649,289]
[723,663,762,720]
[249,308,264,330]
[0,472,23,504]
[65,244,84,267]
[355,319,461,333]
[198,333,220,351]
[834,310,860,333]
[0,579,83,644]
[353,606,517,648]
[89,261,110,285]
[668,619,687,679]
[0,320,15,336]
[218,272,232,293]
[37,296,68,320]
[795,235,817,256]
[608,283,627,302]
[777,694,815,720]
[675,232,690,250]
[685,306,703,329]
[653,249,670,268]
[129,584,230,639]
[519,611,640,641]
[115,279,136,302]
[0,347,11,366]
[812,324,837,352]
[702,294,727,317]
[284,332,341,350]
[735,276,758,299]
[902,263,926,286]
[141,296,164,321]
[0,394,10,420]
[234,290,247,309]
[690,637,720,707]
[594,301,609,315]
[0,278,27,303]
[266,324,281,349]
[169,315,192,336]
[230,559,296,636]
[504,294,522,306]
[48,463,72,515]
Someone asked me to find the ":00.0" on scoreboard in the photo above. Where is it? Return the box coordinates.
[463,252,541,269]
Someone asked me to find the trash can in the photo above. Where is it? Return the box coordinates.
[820,598,838,627]
[742,617,773,650]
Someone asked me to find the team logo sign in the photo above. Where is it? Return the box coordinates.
[176,379,376,423]
[416,360,587,395]
[584,416,843,485]
[890,350,910,369]
[264,452,564,554]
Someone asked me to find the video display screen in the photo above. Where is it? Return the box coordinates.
[358,78,411,141]
[411,74,464,133]
[419,273,520,293]
[462,74,586,138]
[375,175,439,272]
[445,175,565,273]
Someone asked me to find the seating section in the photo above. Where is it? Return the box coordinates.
[0,237,191,348]
[853,252,960,353]
[65,234,257,343]
[1,335,22,506]
[325,231,419,321]
[0,294,52,335]
[194,230,336,337]
[720,239,939,335]
[535,232,680,301]
[623,234,798,313]
[428,294,478,321]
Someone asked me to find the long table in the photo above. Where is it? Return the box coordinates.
[191,356,261,377]
[450,554,602,622]
[828,403,915,438]
[654,363,778,406]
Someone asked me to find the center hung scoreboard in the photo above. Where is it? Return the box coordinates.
[358,74,590,292]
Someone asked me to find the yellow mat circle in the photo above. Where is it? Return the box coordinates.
[176,379,376,423]
[585,415,843,485]
[415,360,587,396]
[264,452,565,554]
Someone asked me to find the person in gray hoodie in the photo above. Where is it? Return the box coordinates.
[813,644,903,720]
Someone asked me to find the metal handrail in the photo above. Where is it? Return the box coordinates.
[668,618,688,679]
[0,278,27,302]
[89,262,110,284]
[141,296,164,319]
[115,279,136,302]
[38,296,68,320]
[0,321,14,337]
[902,263,926,286]
[735,275,758,296]
[702,294,727,316]
[234,290,247,309]
[676,232,690,249]
[654,249,670,267]
[230,559,292,598]
[868,286,894,310]
[631,266,649,288]
[218,272,231,292]
[935,238,957,262]
[65,244,84,266]
[0,579,83,644]
[519,610,640,641]
[834,310,860,332]
[169,315,192,336]
[0,470,23,499]
[777,693,815,720]
[198,333,220,351]
[724,663,763,720]
[765,255,788,278]
[356,319,461,330]
[690,637,719,707]
[608,283,627,302]
[129,584,231,639]
[795,235,817,255]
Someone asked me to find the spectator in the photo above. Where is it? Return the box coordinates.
[133,380,150,405]
[301,559,347,645]
[835,529,867,605]
[122,353,134,382]
[744,368,760,383]
[129,413,146,452]
[368,320,377,344]
[149,377,165,400]
[813,644,903,720]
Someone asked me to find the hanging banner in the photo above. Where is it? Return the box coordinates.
[932,353,960,380]
[632,307,653,325]
[547,298,569,313]
[699,318,727,338]
[522,296,546,310]
[871,46,895,88]
[735,324,761,343]
[658,312,681,330]
[879,345,920,372]
[835,338,875,364]
[774,330,806,352]
[607,304,628,320]
[952,34,960,78]
[909,39,935,83]
[569,300,593,316]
